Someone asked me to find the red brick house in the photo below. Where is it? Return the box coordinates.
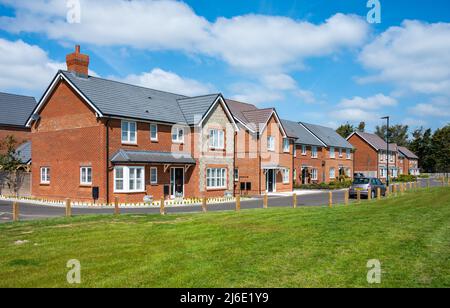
[398,146,420,176]
[0,92,36,148]
[347,131,400,180]
[26,46,239,204]
[227,100,294,195]
[283,120,354,185]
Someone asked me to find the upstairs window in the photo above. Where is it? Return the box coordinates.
[346,149,352,160]
[312,146,318,158]
[330,147,335,158]
[267,136,275,152]
[121,121,137,144]
[209,129,225,149]
[283,138,290,153]
[302,145,307,155]
[172,127,184,143]
[150,124,158,141]
[339,148,343,158]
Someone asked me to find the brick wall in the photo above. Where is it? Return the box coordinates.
[348,134,378,177]
[235,124,261,195]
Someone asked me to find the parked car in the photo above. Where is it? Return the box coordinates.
[354,173,365,179]
[349,177,387,199]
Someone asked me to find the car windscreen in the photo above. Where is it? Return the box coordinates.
[353,178,370,185]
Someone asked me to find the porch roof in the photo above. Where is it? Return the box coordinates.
[111,150,196,165]
[262,164,285,170]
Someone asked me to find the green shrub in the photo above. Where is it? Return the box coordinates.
[394,174,418,183]
[418,174,430,179]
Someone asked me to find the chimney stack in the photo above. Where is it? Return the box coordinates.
[66,45,90,76]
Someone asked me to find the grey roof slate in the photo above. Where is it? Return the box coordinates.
[0,92,37,127]
[354,132,398,152]
[177,94,221,125]
[398,146,419,159]
[61,71,188,124]
[281,120,324,146]
[15,141,31,164]
[301,122,354,149]
[111,150,196,164]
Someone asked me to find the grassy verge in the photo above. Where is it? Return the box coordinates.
[0,187,449,288]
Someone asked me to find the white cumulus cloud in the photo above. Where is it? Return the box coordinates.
[339,94,397,110]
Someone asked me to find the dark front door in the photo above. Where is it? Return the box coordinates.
[267,170,275,193]
[170,168,184,198]
[302,168,308,185]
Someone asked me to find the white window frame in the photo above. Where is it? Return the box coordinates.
[339,148,343,158]
[150,123,158,142]
[283,138,290,153]
[206,168,227,189]
[329,167,336,180]
[150,167,158,185]
[346,149,352,160]
[294,146,297,158]
[209,129,225,149]
[114,166,145,193]
[282,168,290,184]
[40,167,50,184]
[172,127,185,144]
[330,147,335,159]
[80,166,92,186]
[121,120,137,144]
[311,169,318,181]
[267,136,275,152]
[311,146,318,158]
[302,145,307,156]
[234,168,239,182]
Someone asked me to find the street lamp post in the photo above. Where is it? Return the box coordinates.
[381,116,390,187]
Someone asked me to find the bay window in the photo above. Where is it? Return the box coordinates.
[206,168,227,189]
[114,166,145,193]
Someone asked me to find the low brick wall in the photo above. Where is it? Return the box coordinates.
[0,171,31,197]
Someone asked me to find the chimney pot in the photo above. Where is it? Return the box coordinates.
[75,45,81,53]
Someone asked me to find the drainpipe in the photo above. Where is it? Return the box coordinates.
[105,118,110,204]
[233,131,237,197]
[258,132,262,195]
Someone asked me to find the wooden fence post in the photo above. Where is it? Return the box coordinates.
[393,184,397,196]
[263,193,268,209]
[344,190,349,206]
[160,197,165,215]
[13,202,19,222]
[386,185,390,198]
[377,187,381,201]
[357,190,361,203]
[114,197,120,216]
[329,191,333,208]
[65,199,72,217]
[368,188,372,201]
[236,195,241,212]
[293,194,297,209]
[202,197,207,213]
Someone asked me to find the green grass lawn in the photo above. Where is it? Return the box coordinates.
[1,188,449,288]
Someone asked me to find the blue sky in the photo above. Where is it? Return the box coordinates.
[1,0,449,132]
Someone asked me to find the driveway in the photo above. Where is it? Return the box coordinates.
[0,179,442,223]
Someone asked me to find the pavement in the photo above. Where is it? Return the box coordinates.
[0,179,443,223]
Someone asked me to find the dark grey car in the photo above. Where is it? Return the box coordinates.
[349,178,387,199]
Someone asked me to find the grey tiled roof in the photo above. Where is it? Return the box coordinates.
[281,120,324,146]
[15,141,31,164]
[398,146,419,159]
[301,122,354,149]
[354,132,398,152]
[177,94,221,125]
[225,100,275,132]
[111,150,196,164]
[0,92,37,127]
[61,71,188,124]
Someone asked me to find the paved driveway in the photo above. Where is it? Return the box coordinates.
[0,179,442,223]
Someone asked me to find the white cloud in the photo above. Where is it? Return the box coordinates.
[260,74,297,91]
[0,38,64,93]
[330,108,379,122]
[359,20,450,97]
[339,94,397,110]
[228,82,284,105]
[118,68,215,97]
[0,0,369,72]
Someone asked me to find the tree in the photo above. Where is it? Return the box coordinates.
[357,122,366,132]
[0,136,26,196]
[431,124,450,173]
[375,124,410,147]
[336,123,355,138]
[409,127,434,173]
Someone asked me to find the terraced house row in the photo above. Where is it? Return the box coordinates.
[0,46,418,203]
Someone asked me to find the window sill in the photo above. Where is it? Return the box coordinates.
[122,142,138,146]
[172,141,185,145]
[114,191,146,194]
[206,187,227,191]
[79,184,92,188]
[40,183,50,186]
[150,139,159,143]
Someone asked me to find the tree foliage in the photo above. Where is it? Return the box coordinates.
[0,136,26,196]
[336,123,355,139]
[375,124,410,147]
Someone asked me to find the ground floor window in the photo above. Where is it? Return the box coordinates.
[311,169,318,181]
[234,168,239,182]
[282,168,290,184]
[114,166,145,193]
[150,167,158,185]
[329,168,336,180]
[80,167,92,185]
[207,168,227,189]
[380,168,387,178]
[40,167,50,184]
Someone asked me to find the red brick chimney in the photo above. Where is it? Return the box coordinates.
[66,45,90,75]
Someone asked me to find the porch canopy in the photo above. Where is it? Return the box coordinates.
[111,149,196,172]
[262,164,286,174]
